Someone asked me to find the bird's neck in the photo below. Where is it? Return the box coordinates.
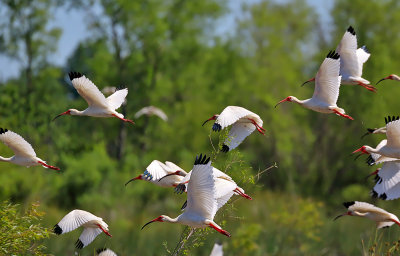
[164,215,179,223]
[0,155,12,162]
[70,109,86,116]
[291,97,307,105]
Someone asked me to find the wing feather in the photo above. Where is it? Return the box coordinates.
[223,122,256,151]
[71,75,108,108]
[55,210,99,234]
[106,88,128,110]
[77,227,102,249]
[0,130,36,157]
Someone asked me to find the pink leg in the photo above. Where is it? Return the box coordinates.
[332,109,354,120]
[234,188,252,200]
[248,118,265,135]
[96,224,112,237]
[208,223,231,237]
[112,114,135,125]
[38,161,60,171]
[357,82,377,92]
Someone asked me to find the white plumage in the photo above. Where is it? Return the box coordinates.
[276,51,353,120]
[53,72,134,125]
[334,201,400,229]
[0,128,59,170]
[209,242,223,256]
[134,106,168,121]
[371,161,400,200]
[53,209,112,249]
[203,106,264,152]
[141,154,232,237]
[97,248,117,256]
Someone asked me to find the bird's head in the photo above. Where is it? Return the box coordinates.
[352,146,370,155]
[333,211,352,221]
[52,109,80,121]
[275,96,293,108]
[141,215,166,230]
[377,74,400,84]
[202,114,218,126]
[124,174,143,186]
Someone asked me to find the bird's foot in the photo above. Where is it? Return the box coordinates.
[38,161,60,171]
[234,188,253,200]
[209,223,231,237]
[248,118,265,135]
[358,82,377,92]
[332,109,354,120]
[112,114,135,125]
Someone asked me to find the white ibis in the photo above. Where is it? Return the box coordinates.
[134,106,168,121]
[334,201,400,229]
[376,74,400,84]
[202,106,265,152]
[276,51,354,120]
[362,139,398,166]
[125,160,187,187]
[302,26,374,92]
[97,248,117,256]
[141,154,232,237]
[209,242,223,256]
[353,116,400,161]
[368,161,400,200]
[0,128,59,170]
[53,209,112,249]
[53,72,134,125]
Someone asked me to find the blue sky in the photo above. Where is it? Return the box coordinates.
[0,0,333,81]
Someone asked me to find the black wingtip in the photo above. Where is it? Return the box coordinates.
[75,239,84,249]
[221,144,229,153]
[53,224,62,235]
[181,200,187,211]
[212,123,222,132]
[174,184,186,194]
[347,26,356,35]
[361,45,369,54]
[379,193,387,200]
[326,50,340,60]
[385,115,400,124]
[194,154,210,165]
[343,201,355,208]
[68,71,83,81]
[371,190,378,198]
[367,128,376,133]
[366,155,375,166]
[96,248,107,254]
[0,128,8,134]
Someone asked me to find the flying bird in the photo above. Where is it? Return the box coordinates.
[302,26,374,92]
[53,72,134,125]
[134,106,168,121]
[202,106,265,152]
[376,74,400,85]
[53,209,112,249]
[368,161,400,200]
[276,51,353,120]
[97,248,117,256]
[334,201,400,229]
[353,116,400,162]
[0,128,59,170]
[125,160,187,187]
[141,154,232,237]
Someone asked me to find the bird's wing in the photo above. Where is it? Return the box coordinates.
[356,46,370,74]
[69,72,108,108]
[216,106,254,129]
[106,88,128,110]
[350,201,391,216]
[55,209,99,234]
[214,178,235,212]
[336,26,360,78]
[186,155,217,220]
[386,119,400,148]
[0,129,36,157]
[97,248,118,256]
[134,106,168,121]
[377,221,395,229]
[212,167,233,182]
[145,160,170,180]
[209,242,224,256]
[223,122,256,151]
[165,161,187,175]
[312,51,341,105]
[76,227,102,249]
[383,183,400,200]
[373,161,400,196]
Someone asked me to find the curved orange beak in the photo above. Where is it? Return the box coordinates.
[141,216,163,230]
[275,97,290,108]
[125,175,142,186]
[53,110,71,121]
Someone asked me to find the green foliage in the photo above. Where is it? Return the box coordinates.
[0,201,50,255]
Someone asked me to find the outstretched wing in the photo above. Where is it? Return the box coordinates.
[215,106,256,130]
[75,227,102,249]
[69,72,108,108]
[144,160,170,180]
[336,26,360,78]
[214,178,235,211]
[0,128,36,157]
[373,161,400,199]
[106,88,128,110]
[223,122,256,152]
[165,161,187,175]
[54,209,99,235]
[356,46,370,75]
[386,117,400,148]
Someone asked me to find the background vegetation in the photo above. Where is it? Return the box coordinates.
[1,0,400,255]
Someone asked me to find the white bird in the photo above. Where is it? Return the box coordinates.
[0,128,59,170]
[53,209,112,249]
[334,201,400,229]
[275,51,354,120]
[302,26,374,92]
[53,72,134,125]
[125,160,187,187]
[97,248,117,256]
[353,116,400,161]
[202,106,265,152]
[209,242,223,256]
[368,161,400,200]
[141,154,232,237]
[376,74,400,85]
[134,106,168,121]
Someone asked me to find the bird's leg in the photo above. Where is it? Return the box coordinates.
[357,82,377,92]
[96,224,112,237]
[37,161,60,171]
[248,118,265,135]
[112,114,135,125]
[332,109,354,120]
[233,188,252,200]
[390,218,400,227]
[208,223,231,237]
